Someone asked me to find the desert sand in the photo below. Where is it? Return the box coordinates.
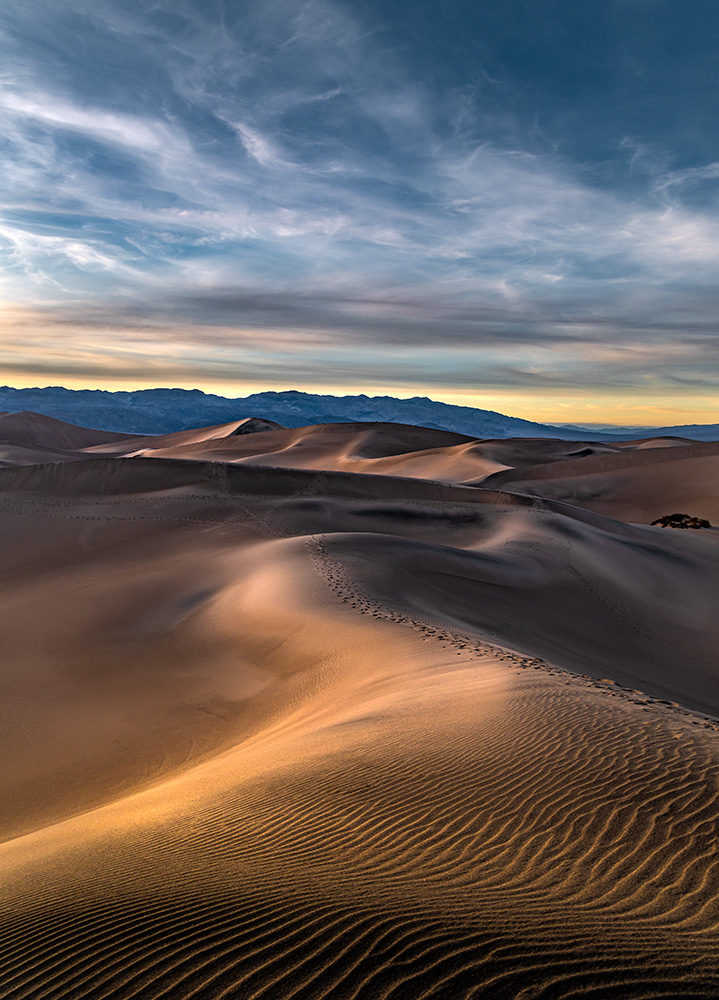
[0,414,718,998]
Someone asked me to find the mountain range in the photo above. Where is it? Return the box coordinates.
[0,385,716,440]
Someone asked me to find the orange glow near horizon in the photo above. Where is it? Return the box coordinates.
[1,303,714,428]
[1,372,715,427]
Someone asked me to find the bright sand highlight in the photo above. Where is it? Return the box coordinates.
[0,415,718,998]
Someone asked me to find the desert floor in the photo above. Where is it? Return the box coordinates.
[1,413,718,999]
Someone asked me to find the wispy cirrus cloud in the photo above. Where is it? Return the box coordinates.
[0,0,718,419]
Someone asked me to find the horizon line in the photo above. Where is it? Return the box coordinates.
[0,383,713,430]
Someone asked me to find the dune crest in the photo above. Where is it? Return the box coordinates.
[0,413,718,998]
[0,411,716,525]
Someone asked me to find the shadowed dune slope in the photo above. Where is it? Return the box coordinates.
[131,422,700,486]
[617,436,698,449]
[0,412,130,451]
[84,416,286,455]
[0,411,711,520]
[482,441,719,523]
[2,642,718,999]
[0,442,101,468]
[129,421,499,481]
[1,446,719,997]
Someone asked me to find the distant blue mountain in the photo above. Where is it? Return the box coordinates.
[0,386,716,441]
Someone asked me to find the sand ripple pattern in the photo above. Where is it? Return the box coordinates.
[1,465,718,998]
[2,648,719,996]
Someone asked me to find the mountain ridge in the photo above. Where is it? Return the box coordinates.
[0,386,716,440]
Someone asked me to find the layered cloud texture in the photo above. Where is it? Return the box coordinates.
[1,0,718,420]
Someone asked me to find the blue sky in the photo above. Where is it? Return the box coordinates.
[1,0,718,422]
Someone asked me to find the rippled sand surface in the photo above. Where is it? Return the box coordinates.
[0,417,718,998]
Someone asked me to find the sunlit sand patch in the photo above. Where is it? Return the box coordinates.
[0,415,717,998]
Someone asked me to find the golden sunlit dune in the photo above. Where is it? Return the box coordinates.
[0,414,718,998]
[79,419,719,519]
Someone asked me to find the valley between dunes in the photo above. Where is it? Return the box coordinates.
[1,412,718,999]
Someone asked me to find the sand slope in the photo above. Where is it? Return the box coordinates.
[0,412,715,525]
[126,421,719,522]
[130,422,705,491]
[483,441,719,523]
[0,411,130,450]
[1,449,718,998]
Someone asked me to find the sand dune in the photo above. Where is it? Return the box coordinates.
[123,421,719,520]
[1,418,718,997]
[84,415,286,456]
[128,420,499,481]
[0,442,101,467]
[1,412,714,524]
[483,441,719,523]
[129,422,702,488]
[0,411,129,451]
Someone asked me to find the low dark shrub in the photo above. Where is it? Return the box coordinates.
[650,512,712,529]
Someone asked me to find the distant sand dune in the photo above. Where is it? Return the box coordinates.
[0,417,718,997]
[124,422,702,492]
[483,442,719,523]
[0,411,130,450]
[0,412,714,524]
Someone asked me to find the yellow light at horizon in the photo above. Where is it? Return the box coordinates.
[1,303,715,428]
[2,372,715,427]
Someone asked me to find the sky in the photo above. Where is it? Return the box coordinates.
[1,0,718,424]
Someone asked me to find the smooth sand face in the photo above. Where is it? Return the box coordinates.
[0,418,718,998]
[482,441,719,523]
[82,419,719,524]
